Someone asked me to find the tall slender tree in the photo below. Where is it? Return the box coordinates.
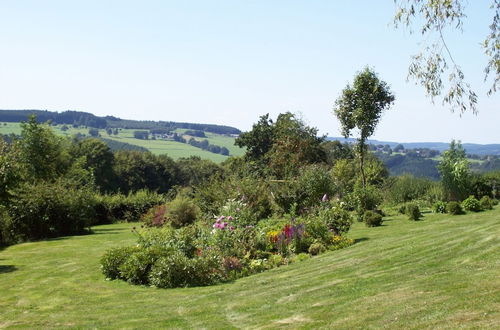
[333,67,395,188]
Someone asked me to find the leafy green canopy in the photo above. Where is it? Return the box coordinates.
[438,140,471,201]
[235,112,326,178]
[333,67,395,187]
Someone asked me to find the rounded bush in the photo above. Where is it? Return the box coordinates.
[149,252,224,288]
[308,242,326,255]
[318,202,352,236]
[119,247,169,285]
[432,201,447,214]
[100,246,139,280]
[446,201,464,215]
[148,252,191,288]
[405,202,422,221]
[461,196,481,212]
[166,197,200,228]
[479,196,493,210]
[142,205,168,227]
[354,185,383,216]
[363,210,383,227]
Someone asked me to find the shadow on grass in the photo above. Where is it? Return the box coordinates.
[354,237,369,244]
[92,228,127,235]
[0,265,17,274]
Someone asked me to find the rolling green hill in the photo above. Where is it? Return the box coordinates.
[0,122,244,162]
[1,207,498,328]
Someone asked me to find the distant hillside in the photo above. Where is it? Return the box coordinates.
[0,109,107,128]
[0,110,241,135]
[327,137,500,156]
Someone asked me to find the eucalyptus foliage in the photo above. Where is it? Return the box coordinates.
[394,0,499,113]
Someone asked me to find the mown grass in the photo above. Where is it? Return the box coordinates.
[0,208,499,328]
[0,122,243,162]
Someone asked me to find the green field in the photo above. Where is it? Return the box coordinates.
[0,122,244,162]
[1,208,498,328]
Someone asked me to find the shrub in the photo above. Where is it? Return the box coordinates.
[94,190,165,224]
[5,181,96,242]
[142,205,168,227]
[295,164,336,209]
[119,247,169,285]
[195,176,274,224]
[398,204,407,215]
[100,246,139,280]
[0,207,10,246]
[166,197,200,228]
[136,225,198,258]
[479,196,493,210]
[317,201,352,235]
[148,251,224,288]
[302,216,331,249]
[424,184,446,205]
[330,235,355,250]
[363,210,383,227]
[218,198,255,227]
[222,256,244,276]
[148,252,192,288]
[432,201,448,213]
[405,202,422,221]
[385,175,433,204]
[308,242,326,255]
[462,196,481,212]
[446,201,464,215]
[353,184,383,221]
[492,198,499,206]
[291,253,311,263]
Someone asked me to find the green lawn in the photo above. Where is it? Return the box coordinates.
[0,122,243,162]
[1,208,499,328]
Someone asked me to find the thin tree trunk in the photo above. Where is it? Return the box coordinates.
[359,140,366,189]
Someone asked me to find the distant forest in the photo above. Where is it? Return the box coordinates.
[0,110,241,135]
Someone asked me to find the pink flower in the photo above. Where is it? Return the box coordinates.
[322,194,329,202]
[229,226,235,231]
[227,216,234,221]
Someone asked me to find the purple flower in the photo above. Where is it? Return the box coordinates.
[229,226,235,231]
[227,216,234,221]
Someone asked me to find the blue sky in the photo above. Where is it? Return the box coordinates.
[0,0,498,143]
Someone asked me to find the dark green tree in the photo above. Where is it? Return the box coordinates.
[176,156,224,186]
[0,137,21,202]
[235,113,274,161]
[266,113,326,178]
[113,151,179,193]
[69,138,115,192]
[333,67,395,188]
[235,112,325,178]
[88,128,99,137]
[18,116,68,181]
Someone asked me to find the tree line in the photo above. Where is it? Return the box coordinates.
[0,109,242,135]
